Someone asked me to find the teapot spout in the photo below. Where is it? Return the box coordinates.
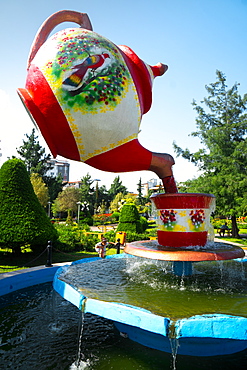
[85,139,177,193]
[150,63,168,77]
[149,152,178,193]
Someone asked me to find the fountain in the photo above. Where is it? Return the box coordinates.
[53,193,246,357]
[13,9,247,365]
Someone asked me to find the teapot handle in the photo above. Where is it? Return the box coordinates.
[27,10,93,69]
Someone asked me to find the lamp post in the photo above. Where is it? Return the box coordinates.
[76,201,82,224]
[48,201,51,218]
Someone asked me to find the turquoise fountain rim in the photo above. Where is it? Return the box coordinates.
[1,254,247,356]
[53,254,247,342]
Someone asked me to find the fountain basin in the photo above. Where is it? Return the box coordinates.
[124,240,245,261]
[53,254,247,356]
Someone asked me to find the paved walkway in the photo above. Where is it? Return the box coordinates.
[90,224,118,232]
[214,236,247,250]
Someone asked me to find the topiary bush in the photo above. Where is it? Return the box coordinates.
[117,204,142,233]
[111,212,120,222]
[0,159,58,254]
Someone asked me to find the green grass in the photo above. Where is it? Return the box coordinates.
[0,245,123,274]
[1,224,246,274]
[217,237,247,246]
[239,229,247,234]
[215,228,247,246]
[0,247,96,273]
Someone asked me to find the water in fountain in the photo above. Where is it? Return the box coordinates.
[1,281,247,369]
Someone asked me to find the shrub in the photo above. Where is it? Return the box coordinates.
[54,225,81,252]
[104,230,116,243]
[80,223,91,231]
[239,223,247,229]
[80,233,99,252]
[147,228,158,237]
[125,232,150,243]
[54,223,99,252]
[80,210,94,226]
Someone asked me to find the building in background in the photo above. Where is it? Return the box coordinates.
[46,159,70,181]
[63,180,82,189]
[142,178,160,196]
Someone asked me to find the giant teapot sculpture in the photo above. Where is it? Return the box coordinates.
[18,10,177,192]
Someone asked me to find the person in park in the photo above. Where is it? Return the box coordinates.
[115,238,122,254]
[95,237,111,258]
[95,237,122,257]
[219,223,229,237]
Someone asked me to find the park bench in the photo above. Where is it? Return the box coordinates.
[216,228,232,236]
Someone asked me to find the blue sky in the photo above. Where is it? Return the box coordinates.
[1,0,247,192]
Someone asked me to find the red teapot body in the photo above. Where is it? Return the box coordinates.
[18,10,177,192]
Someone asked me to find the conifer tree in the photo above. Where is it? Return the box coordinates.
[17,128,52,176]
[109,176,127,199]
[173,71,247,237]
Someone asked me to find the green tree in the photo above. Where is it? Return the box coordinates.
[137,178,143,203]
[124,193,138,205]
[110,192,125,213]
[17,129,63,203]
[30,173,49,207]
[17,129,52,176]
[80,173,96,214]
[137,177,148,207]
[96,184,111,212]
[173,70,247,237]
[0,159,57,254]
[44,173,63,203]
[52,187,81,222]
[79,174,110,214]
[108,176,127,200]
